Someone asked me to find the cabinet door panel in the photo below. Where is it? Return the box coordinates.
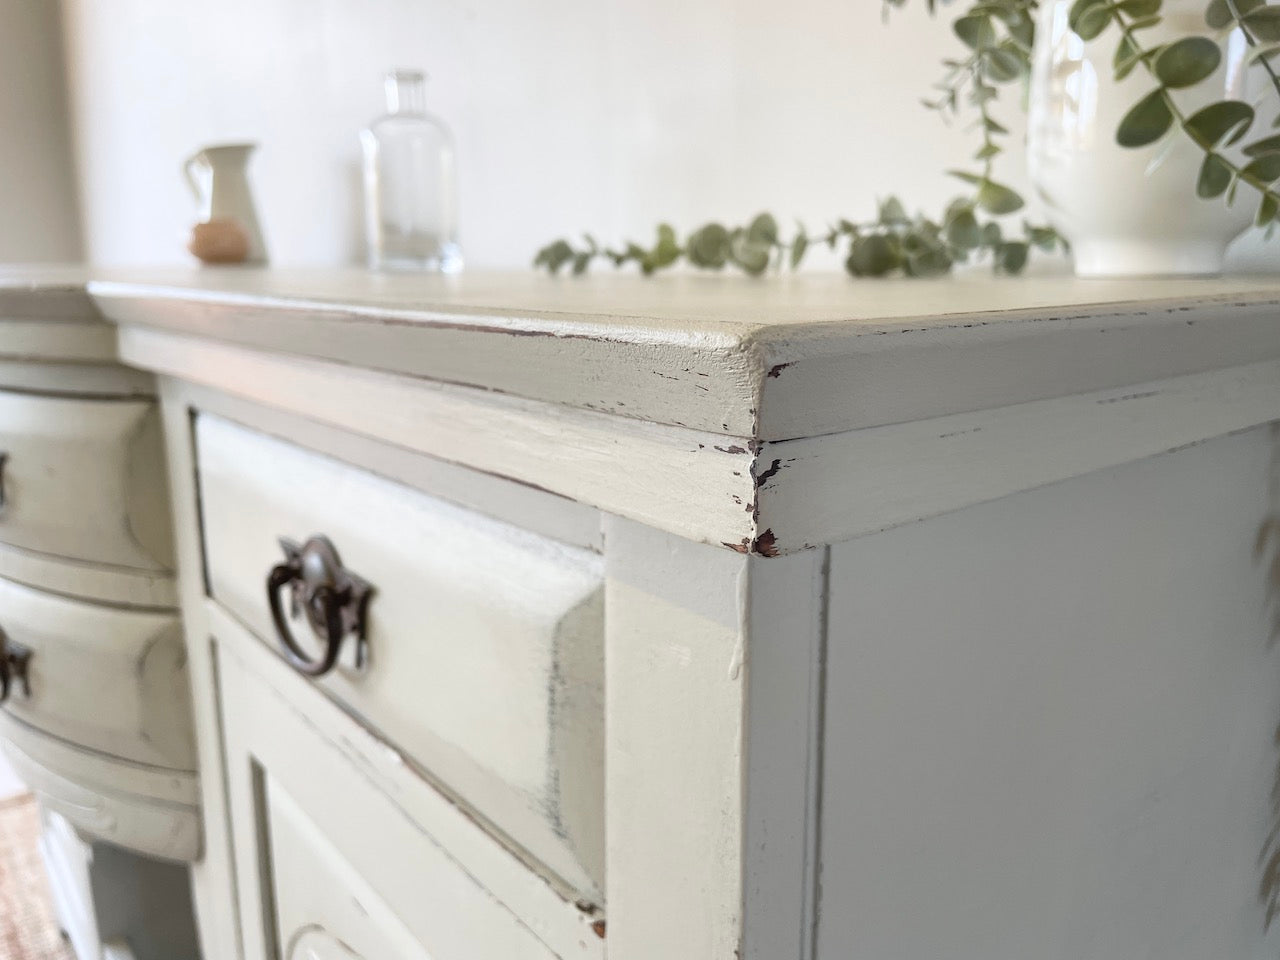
[217,634,573,960]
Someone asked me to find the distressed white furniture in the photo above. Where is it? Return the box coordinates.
[0,271,199,960]
[90,269,1280,960]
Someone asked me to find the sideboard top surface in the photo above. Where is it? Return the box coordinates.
[0,266,96,324]
[88,267,1280,441]
[1,264,1275,554]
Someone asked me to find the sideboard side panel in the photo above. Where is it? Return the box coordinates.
[817,425,1280,959]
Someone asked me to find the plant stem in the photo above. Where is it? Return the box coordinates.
[1111,6,1280,210]
[1224,0,1280,108]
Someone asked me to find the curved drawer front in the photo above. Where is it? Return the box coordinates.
[0,390,173,571]
[195,414,605,901]
[0,726,200,862]
[0,575,195,771]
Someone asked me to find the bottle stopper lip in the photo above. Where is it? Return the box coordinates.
[389,68,428,83]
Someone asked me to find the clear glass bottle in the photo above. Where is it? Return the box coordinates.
[361,70,463,273]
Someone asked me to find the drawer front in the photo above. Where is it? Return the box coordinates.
[2,730,201,861]
[0,575,194,770]
[0,390,173,571]
[196,415,605,901]
[218,636,595,960]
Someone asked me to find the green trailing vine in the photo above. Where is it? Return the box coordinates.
[535,0,1280,277]
[536,0,1063,278]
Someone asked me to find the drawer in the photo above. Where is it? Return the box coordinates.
[195,415,605,902]
[0,390,173,571]
[0,721,201,861]
[0,574,195,770]
[217,627,601,960]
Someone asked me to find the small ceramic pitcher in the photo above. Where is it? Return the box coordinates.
[184,143,268,263]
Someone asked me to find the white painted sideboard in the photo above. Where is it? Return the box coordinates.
[0,270,200,960]
[40,268,1280,960]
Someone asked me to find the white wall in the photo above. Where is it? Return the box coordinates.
[60,0,1009,270]
[0,0,81,263]
[56,0,1279,271]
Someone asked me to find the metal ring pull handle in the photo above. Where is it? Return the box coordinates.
[0,626,32,704]
[266,536,373,678]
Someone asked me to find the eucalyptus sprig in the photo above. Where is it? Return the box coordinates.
[534,202,1062,278]
[1072,0,1280,229]
[536,0,1067,278]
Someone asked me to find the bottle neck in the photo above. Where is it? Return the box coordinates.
[385,71,426,115]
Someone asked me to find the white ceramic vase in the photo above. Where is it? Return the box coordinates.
[1027,1,1261,276]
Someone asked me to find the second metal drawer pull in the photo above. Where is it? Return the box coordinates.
[0,627,32,704]
[266,535,373,678]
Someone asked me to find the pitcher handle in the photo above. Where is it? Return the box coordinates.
[182,152,205,203]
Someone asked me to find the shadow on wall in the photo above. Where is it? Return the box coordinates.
[0,0,82,261]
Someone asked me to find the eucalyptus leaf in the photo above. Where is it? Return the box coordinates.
[1153,37,1221,88]
[746,212,779,245]
[906,246,954,276]
[1118,0,1161,15]
[533,239,574,273]
[649,223,681,270]
[1247,43,1280,66]
[1185,100,1255,147]
[984,46,1025,82]
[1245,7,1280,42]
[946,208,982,249]
[1027,224,1059,251]
[996,241,1029,274]
[954,13,996,49]
[1114,35,1142,80]
[729,231,771,275]
[790,234,808,269]
[1246,133,1280,156]
[976,179,1025,214]
[1068,0,1110,39]
[1116,88,1174,147]
[1143,135,1178,176]
[1005,15,1035,49]
[1257,192,1280,226]
[1205,0,1232,26]
[879,196,910,224]
[846,234,899,277]
[1197,152,1233,198]
[1075,3,1114,40]
[687,223,729,269]
[1245,154,1280,183]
